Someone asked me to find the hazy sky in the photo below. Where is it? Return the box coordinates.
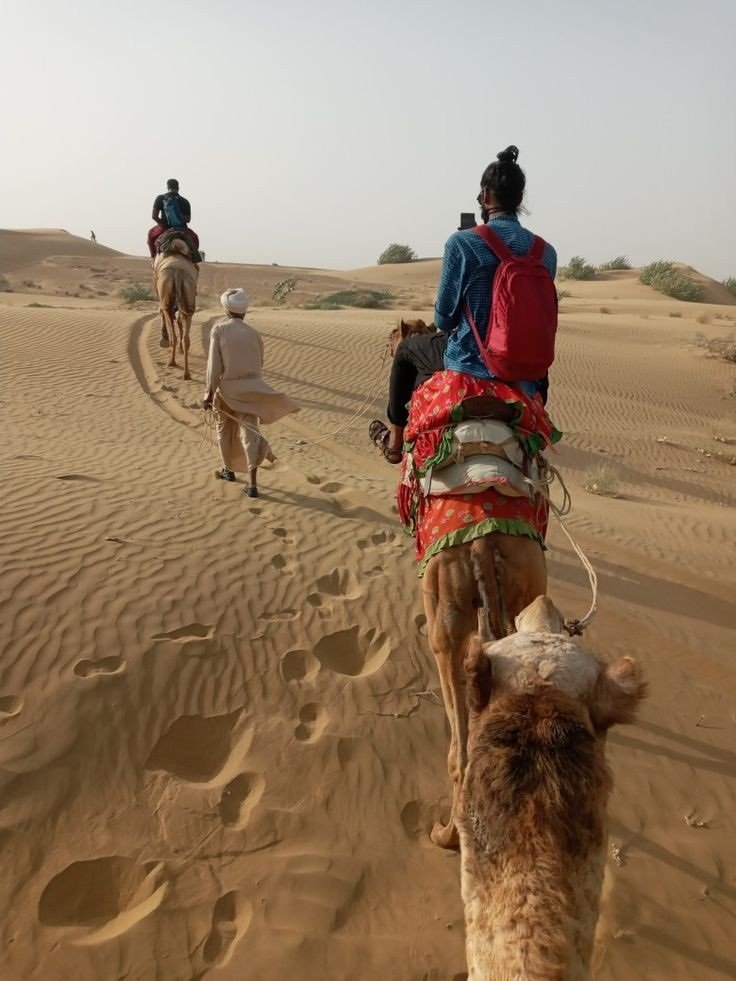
[3,0,735,277]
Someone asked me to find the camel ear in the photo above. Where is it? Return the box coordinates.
[465,639,492,714]
[590,657,646,731]
[515,596,565,634]
[399,319,410,339]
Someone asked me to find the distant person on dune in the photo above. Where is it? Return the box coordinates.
[147,178,200,260]
[90,230,96,243]
[203,288,299,498]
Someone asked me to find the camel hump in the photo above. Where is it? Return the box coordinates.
[514,595,564,634]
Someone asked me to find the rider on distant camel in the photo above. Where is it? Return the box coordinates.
[147,178,200,259]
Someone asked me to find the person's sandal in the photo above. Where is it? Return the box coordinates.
[244,486,259,498]
[215,469,236,482]
[382,446,403,465]
[369,420,389,447]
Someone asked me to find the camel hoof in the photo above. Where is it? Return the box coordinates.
[431,819,460,850]
[183,372,191,381]
[159,335,169,348]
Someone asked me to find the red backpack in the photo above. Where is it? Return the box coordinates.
[465,225,558,382]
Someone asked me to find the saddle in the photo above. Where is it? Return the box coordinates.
[461,394,517,423]
[156,228,201,263]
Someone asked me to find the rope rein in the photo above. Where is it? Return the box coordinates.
[526,462,598,635]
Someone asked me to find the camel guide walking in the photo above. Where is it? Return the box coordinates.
[203,288,298,498]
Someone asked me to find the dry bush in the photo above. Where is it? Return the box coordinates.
[694,332,736,363]
[583,462,620,497]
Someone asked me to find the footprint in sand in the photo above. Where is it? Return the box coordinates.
[271,554,287,571]
[38,857,168,943]
[218,773,266,829]
[294,703,328,743]
[280,649,320,684]
[0,695,23,720]
[151,623,214,642]
[306,568,360,609]
[313,626,391,678]
[145,709,251,784]
[259,609,298,623]
[271,527,293,544]
[305,474,322,485]
[74,656,126,678]
[357,529,397,552]
[319,481,344,494]
[202,892,252,969]
[400,799,448,842]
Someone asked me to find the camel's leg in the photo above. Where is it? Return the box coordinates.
[162,306,178,367]
[422,552,476,850]
[180,312,192,381]
[159,312,170,348]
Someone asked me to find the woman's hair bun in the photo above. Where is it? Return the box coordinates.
[496,145,519,164]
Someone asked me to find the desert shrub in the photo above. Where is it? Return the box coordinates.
[378,243,417,265]
[599,307,611,314]
[668,311,682,318]
[582,462,620,497]
[119,284,153,303]
[722,277,736,296]
[598,256,632,271]
[556,288,571,301]
[272,277,298,303]
[0,276,12,292]
[306,289,393,310]
[558,256,596,281]
[640,260,703,302]
[694,332,736,363]
[22,279,38,288]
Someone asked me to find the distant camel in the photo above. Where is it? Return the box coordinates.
[388,316,436,356]
[154,239,198,380]
[459,595,646,980]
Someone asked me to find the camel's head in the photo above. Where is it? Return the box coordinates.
[388,318,436,357]
[466,596,647,749]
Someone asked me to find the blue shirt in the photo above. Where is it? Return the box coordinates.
[434,214,557,392]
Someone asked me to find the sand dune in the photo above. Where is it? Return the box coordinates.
[0,230,735,980]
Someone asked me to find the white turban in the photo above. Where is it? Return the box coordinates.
[221,288,250,315]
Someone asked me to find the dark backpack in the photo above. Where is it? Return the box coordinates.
[162,192,186,228]
[465,225,558,382]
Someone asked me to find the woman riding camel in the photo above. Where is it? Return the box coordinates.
[203,288,298,498]
[396,145,561,575]
[435,145,556,392]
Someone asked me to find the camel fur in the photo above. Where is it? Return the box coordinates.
[154,241,198,380]
[458,596,646,979]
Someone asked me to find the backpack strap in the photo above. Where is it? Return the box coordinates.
[529,235,546,260]
[472,224,514,261]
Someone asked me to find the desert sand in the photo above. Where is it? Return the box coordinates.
[1,229,735,980]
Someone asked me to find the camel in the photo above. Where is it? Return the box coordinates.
[378,319,551,847]
[154,239,198,380]
[458,596,646,980]
[388,316,436,356]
